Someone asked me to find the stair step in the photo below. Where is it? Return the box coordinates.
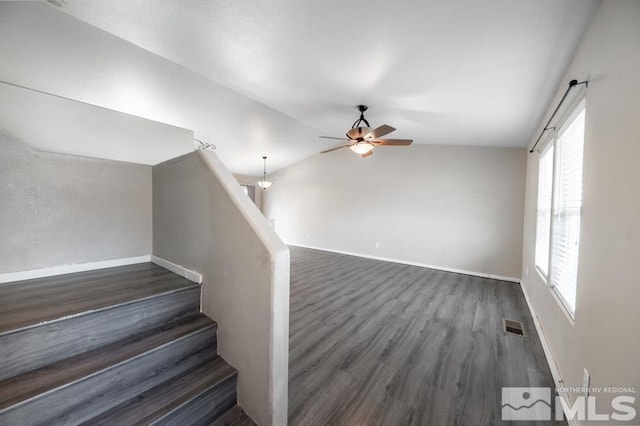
[0,263,200,381]
[84,356,237,426]
[0,263,196,333]
[210,405,256,426]
[0,314,217,425]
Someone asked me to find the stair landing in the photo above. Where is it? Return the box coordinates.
[0,262,196,334]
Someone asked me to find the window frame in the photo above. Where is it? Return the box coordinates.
[534,97,586,320]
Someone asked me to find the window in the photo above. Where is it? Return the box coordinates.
[535,100,586,316]
[550,103,585,314]
[535,143,554,277]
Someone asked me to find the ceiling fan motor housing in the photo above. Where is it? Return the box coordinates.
[347,126,372,141]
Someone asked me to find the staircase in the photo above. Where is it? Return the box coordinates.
[0,262,254,425]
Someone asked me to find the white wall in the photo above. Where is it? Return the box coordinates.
[153,151,289,426]
[264,144,526,280]
[0,82,194,166]
[0,129,152,274]
[0,1,320,176]
[521,0,640,420]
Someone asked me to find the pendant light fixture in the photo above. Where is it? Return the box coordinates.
[257,155,272,190]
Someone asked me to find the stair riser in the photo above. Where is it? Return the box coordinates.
[0,287,200,381]
[152,374,238,426]
[0,327,217,426]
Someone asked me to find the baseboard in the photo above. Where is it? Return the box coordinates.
[520,282,576,425]
[151,255,202,284]
[0,255,151,284]
[289,243,521,283]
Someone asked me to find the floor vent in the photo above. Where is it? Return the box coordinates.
[503,319,525,336]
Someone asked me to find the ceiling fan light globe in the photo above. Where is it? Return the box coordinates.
[350,142,374,155]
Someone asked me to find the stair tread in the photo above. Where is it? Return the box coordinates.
[0,313,216,410]
[0,263,198,335]
[210,405,256,426]
[84,356,237,425]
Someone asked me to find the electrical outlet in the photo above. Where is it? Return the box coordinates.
[375,242,380,248]
[583,368,590,396]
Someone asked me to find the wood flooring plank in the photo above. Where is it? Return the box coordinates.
[288,246,563,425]
[84,356,236,426]
[0,263,197,334]
[0,314,216,410]
[0,287,200,381]
[210,405,256,426]
[0,319,218,425]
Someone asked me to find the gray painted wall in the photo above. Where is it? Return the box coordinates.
[154,151,289,426]
[521,0,640,414]
[264,144,527,280]
[0,129,152,273]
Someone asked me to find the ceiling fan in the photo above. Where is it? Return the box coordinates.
[319,105,413,158]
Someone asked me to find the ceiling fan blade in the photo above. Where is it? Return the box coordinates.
[360,150,374,158]
[319,136,349,141]
[373,139,413,146]
[365,125,396,139]
[321,145,349,153]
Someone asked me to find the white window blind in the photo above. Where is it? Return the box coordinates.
[549,103,585,314]
[535,144,554,277]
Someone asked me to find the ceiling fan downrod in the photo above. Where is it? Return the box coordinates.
[351,105,371,129]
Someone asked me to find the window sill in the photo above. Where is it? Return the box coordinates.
[535,266,548,283]
[534,266,575,326]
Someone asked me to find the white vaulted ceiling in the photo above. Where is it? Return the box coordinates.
[0,0,599,174]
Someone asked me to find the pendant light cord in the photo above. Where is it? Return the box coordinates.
[262,156,267,182]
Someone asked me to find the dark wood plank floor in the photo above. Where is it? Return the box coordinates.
[288,247,561,425]
[0,314,214,410]
[210,405,256,426]
[0,263,196,334]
